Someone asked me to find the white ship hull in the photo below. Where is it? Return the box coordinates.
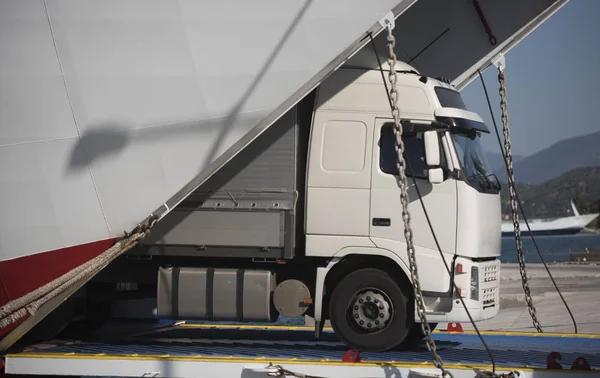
[501,202,599,237]
[0,0,412,261]
[0,0,414,337]
[0,0,567,337]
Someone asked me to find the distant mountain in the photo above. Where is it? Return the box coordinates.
[495,131,600,184]
[499,166,600,222]
[486,151,526,174]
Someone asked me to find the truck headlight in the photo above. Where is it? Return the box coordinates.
[470,266,479,301]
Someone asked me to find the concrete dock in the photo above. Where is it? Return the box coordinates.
[458,263,600,334]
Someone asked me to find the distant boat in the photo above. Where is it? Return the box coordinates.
[501,201,599,237]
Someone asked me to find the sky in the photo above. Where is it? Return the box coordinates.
[460,0,600,157]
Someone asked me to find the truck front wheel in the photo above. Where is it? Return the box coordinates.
[328,268,413,352]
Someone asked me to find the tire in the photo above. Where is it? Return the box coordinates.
[328,268,413,352]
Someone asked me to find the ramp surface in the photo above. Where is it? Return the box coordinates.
[5,323,600,374]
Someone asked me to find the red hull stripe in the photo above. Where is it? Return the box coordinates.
[0,238,117,338]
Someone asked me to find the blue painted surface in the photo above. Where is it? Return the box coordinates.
[15,327,600,369]
[501,228,582,237]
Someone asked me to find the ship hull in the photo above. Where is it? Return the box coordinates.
[0,238,116,337]
[501,213,599,238]
[0,0,568,270]
[501,227,584,237]
[0,0,414,337]
[0,0,409,267]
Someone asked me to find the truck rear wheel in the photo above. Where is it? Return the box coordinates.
[328,268,413,352]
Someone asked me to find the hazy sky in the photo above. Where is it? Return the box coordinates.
[460,0,600,157]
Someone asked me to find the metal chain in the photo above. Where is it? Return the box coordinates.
[497,67,542,333]
[476,370,521,378]
[266,364,326,378]
[264,362,521,378]
[385,26,452,378]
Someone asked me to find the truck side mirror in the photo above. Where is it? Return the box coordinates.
[423,131,444,184]
[423,131,440,166]
[428,168,444,184]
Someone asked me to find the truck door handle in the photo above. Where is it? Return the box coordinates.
[372,218,391,227]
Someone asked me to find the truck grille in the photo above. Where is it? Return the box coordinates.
[483,265,499,282]
[482,287,497,307]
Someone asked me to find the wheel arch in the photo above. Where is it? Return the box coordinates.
[316,247,414,322]
[325,249,413,297]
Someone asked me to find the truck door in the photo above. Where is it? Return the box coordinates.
[368,118,456,295]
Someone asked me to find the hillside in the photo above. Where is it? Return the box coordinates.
[486,151,525,173]
[499,166,600,223]
[494,130,600,184]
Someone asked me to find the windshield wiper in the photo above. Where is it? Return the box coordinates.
[468,172,491,190]
[471,155,493,189]
[488,173,502,191]
[468,172,501,192]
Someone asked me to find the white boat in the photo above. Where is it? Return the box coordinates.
[0,0,568,339]
[501,200,599,237]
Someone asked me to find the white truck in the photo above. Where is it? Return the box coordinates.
[38,60,502,353]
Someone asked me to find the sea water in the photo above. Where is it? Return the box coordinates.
[500,233,600,263]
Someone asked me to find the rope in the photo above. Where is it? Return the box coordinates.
[0,217,156,330]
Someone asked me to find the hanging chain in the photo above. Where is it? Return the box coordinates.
[497,67,543,333]
[385,25,452,378]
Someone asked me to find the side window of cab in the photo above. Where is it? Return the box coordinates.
[379,123,445,179]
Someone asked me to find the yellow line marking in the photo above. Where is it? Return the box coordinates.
[8,352,600,375]
[178,323,333,331]
[443,330,600,338]
[3,352,579,373]
[177,324,333,331]
[177,323,600,338]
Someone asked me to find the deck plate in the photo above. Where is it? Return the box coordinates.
[7,322,600,370]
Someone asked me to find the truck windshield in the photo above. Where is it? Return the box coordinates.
[439,116,500,192]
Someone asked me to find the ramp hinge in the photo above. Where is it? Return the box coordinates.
[492,53,506,71]
[379,11,395,31]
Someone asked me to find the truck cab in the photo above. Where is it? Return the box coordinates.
[305,61,501,351]
[29,62,501,354]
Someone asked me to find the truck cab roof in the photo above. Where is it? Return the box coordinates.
[318,61,465,122]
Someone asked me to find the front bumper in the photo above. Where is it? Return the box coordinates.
[423,257,500,324]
